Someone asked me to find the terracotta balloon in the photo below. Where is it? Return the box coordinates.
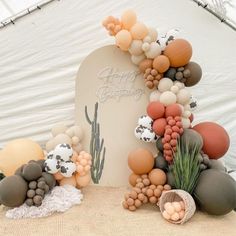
[148,168,167,185]
[193,122,230,159]
[147,101,165,120]
[152,118,167,136]
[165,104,182,117]
[121,10,137,30]
[153,55,170,73]
[60,175,76,187]
[139,59,153,73]
[129,173,140,186]
[184,62,202,87]
[115,30,132,51]
[0,139,44,176]
[164,39,192,67]
[130,22,148,40]
[128,148,154,175]
[76,173,91,187]
[54,172,64,180]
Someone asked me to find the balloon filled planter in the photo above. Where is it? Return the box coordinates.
[0,126,94,219]
[103,10,236,224]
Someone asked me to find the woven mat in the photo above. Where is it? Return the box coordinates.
[0,186,236,236]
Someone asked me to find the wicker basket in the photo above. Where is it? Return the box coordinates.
[159,189,196,224]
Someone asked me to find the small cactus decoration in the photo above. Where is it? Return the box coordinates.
[85,102,106,184]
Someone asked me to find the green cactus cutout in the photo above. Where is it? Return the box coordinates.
[85,102,106,184]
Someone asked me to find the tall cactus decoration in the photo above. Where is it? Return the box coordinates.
[85,102,106,184]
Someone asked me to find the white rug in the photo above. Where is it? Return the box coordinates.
[6,185,83,219]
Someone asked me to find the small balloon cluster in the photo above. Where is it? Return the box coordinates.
[0,160,55,208]
[103,10,236,222]
[44,143,92,188]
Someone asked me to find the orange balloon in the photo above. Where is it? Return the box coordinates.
[139,59,153,73]
[165,104,182,117]
[147,101,165,120]
[130,23,148,40]
[59,175,77,187]
[115,30,132,51]
[71,151,78,163]
[0,139,44,176]
[148,168,166,185]
[54,172,64,180]
[129,173,140,186]
[164,39,192,67]
[152,118,167,136]
[75,173,91,188]
[153,55,170,73]
[128,148,154,175]
[193,122,230,159]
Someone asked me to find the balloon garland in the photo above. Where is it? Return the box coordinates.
[103,10,236,222]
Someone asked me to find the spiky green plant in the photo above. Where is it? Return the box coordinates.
[85,102,106,184]
[172,141,201,194]
[0,172,5,181]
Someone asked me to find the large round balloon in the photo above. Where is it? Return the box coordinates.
[0,175,28,207]
[184,62,202,87]
[0,139,44,176]
[193,122,230,159]
[194,169,236,215]
[164,39,192,67]
[128,148,154,175]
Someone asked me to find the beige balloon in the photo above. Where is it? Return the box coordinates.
[0,139,44,176]
[51,123,68,137]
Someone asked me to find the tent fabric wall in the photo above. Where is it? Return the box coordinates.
[0,0,236,170]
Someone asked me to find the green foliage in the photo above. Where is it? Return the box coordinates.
[0,172,5,181]
[172,141,201,194]
[85,102,106,184]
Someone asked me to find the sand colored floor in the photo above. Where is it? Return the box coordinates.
[0,186,236,236]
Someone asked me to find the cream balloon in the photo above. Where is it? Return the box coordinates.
[145,42,161,59]
[149,90,161,102]
[51,124,68,137]
[128,40,143,56]
[131,54,146,65]
[158,78,173,92]
[159,91,177,106]
[182,117,191,128]
[177,89,191,105]
[170,85,179,94]
[147,27,158,42]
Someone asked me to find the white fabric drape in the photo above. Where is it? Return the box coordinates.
[0,0,236,170]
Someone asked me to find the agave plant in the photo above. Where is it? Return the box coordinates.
[172,141,201,194]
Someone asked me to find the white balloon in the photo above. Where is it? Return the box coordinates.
[128,40,143,56]
[158,78,173,92]
[134,125,145,140]
[141,128,156,143]
[131,54,146,65]
[60,161,76,177]
[174,81,185,89]
[143,36,152,43]
[149,90,161,102]
[138,115,153,129]
[184,104,191,111]
[177,89,191,105]
[142,42,150,51]
[145,42,161,59]
[44,158,60,174]
[183,110,191,118]
[147,27,158,42]
[181,117,191,128]
[159,91,177,106]
[53,143,73,162]
[170,85,179,94]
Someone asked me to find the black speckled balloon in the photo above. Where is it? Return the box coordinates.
[194,169,236,215]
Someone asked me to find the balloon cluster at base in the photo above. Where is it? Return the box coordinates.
[0,124,92,210]
[103,10,236,223]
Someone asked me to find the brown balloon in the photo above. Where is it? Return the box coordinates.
[129,173,140,186]
[139,59,153,73]
[184,62,202,87]
[153,55,170,73]
[128,148,154,175]
[164,39,192,67]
